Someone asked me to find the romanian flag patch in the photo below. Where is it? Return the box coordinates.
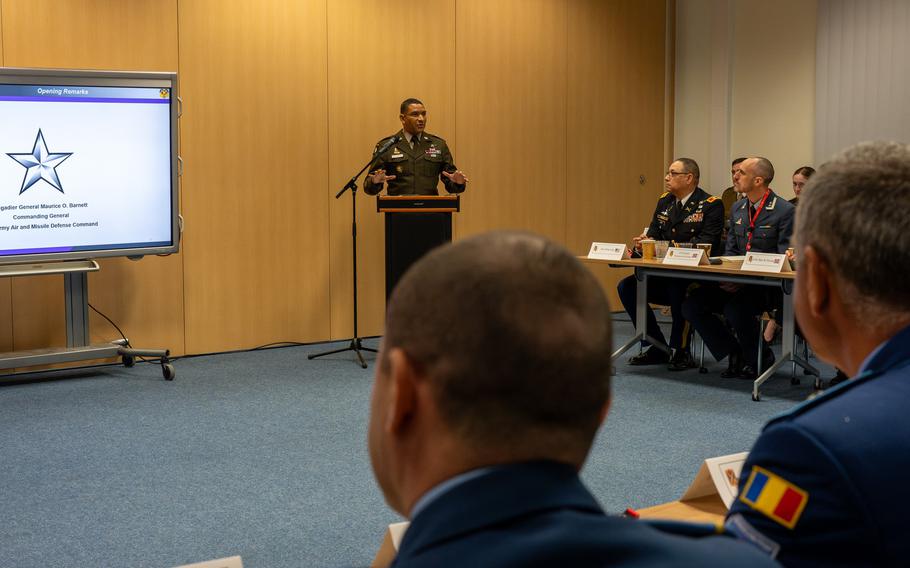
[739,466,809,529]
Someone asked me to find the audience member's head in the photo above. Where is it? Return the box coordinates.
[368,231,612,516]
[733,157,774,197]
[731,157,747,183]
[792,166,816,197]
[665,158,699,197]
[795,141,910,373]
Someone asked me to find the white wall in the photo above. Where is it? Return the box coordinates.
[675,0,817,199]
[816,0,910,162]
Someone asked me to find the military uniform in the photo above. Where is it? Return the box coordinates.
[364,130,465,196]
[726,323,910,567]
[617,187,724,355]
[681,191,794,371]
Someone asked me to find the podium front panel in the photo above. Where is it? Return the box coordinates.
[384,212,452,300]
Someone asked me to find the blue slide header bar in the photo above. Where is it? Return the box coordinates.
[0,85,170,103]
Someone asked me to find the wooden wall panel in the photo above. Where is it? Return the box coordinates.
[179,0,331,353]
[326,0,455,339]
[454,0,568,242]
[0,0,184,354]
[566,0,669,308]
[0,0,671,358]
[0,279,10,352]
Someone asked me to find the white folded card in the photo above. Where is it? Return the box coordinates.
[662,247,708,266]
[680,451,749,509]
[741,252,792,273]
[587,242,629,261]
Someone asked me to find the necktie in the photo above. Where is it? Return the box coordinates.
[411,136,418,149]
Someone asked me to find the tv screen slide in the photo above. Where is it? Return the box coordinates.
[0,70,178,264]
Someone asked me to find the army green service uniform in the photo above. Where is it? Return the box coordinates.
[364,130,465,196]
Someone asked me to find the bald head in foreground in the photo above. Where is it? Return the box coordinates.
[726,141,910,567]
[369,231,778,567]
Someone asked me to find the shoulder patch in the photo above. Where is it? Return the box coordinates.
[659,191,669,198]
[738,466,809,529]
[706,196,719,203]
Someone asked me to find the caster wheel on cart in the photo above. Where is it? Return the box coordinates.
[698,367,708,374]
[752,392,761,402]
[122,354,135,368]
[790,377,801,386]
[162,363,176,381]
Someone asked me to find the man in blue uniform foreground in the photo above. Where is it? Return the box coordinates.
[368,230,777,567]
[726,141,910,566]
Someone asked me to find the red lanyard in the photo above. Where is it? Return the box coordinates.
[746,191,771,251]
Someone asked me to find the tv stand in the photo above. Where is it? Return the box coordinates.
[0,260,175,381]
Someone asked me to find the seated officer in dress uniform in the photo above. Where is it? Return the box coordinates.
[617,158,724,370]
[365,98,468,196]
[682,157,794,380]
[370,231,778,567]
[726,141,910,567]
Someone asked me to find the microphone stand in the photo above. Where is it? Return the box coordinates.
[308,151,385,368]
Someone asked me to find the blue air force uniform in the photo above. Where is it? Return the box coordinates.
[681,191,794,370]
[726,323,910,567]
[617,187,724,353]
[392,460,779,567]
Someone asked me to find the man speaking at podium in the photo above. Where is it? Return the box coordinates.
[365,99,470,299]
[365,98,468,196]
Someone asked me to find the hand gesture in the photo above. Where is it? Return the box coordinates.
[442,170,469,185]
[369,169,396,185]
[631,232,648,250]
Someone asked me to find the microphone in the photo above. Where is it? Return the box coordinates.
[374,135,401,157]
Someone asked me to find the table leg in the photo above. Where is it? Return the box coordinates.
[612,269,649,361]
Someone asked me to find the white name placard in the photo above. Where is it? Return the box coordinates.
[741,252,792,273]
[587,242,628,261]
[680,451,749,509]
[662,247,707,267]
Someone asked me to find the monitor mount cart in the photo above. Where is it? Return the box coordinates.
[0,260,175,380]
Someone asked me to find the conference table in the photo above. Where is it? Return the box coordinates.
[584,257,821,401]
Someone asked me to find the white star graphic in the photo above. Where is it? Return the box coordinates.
[7,129,73,194]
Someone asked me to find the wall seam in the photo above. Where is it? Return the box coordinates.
[564,0,569,249]
[324,0,333,340]
[175,0,187,356]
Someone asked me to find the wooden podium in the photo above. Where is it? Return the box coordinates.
[377,195,460,299]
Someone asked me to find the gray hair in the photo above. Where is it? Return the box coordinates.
[797,141,910,327]
[675,157,700,184]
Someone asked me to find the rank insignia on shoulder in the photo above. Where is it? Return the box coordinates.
[659,191,669,198]
[706,196,719,203]
[739,466,809,529]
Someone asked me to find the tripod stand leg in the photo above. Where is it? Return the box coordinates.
[308,339,370,369]
[308,344,353,359]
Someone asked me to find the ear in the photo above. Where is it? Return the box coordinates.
[801,246,831,318]
[385,347,420,435]
[598,397,612,426]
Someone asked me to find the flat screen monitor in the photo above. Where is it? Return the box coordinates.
[0,68,179,265]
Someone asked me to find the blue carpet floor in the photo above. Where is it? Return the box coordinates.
[0,320,832,567]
